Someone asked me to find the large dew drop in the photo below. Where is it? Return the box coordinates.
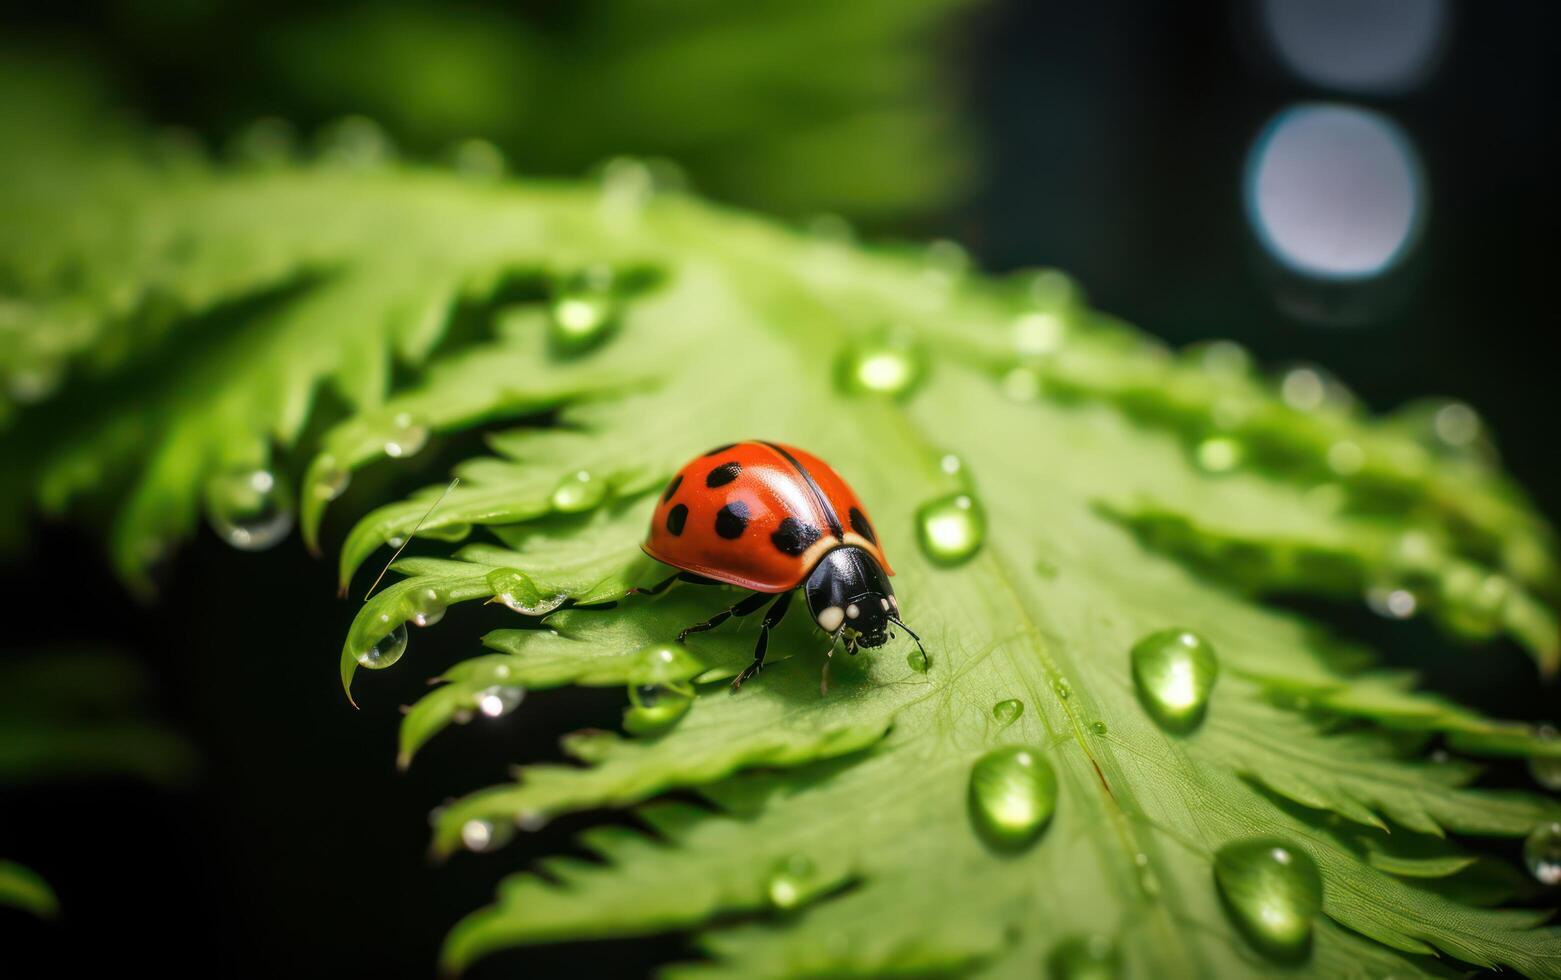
[766,855,820,910]
[835,332,926,398]
[992,699,1024,726]
[1213,838,1322,961]
[1529,726,1561,792]
[1526,821,1561,886]
[1130,629,1219,734]
[548,270,620,355]
[475,685,523,719]
[551,469,608,514]
[404,586,448,628]
[460,818,514,853]
[916,493,985,567]
[310,455,351,502]
[356,623,407,670]
[626,682,693,731]
[1046,934,1121,980]
[383,413,429,459]
[204,467,294,551]
[967,746,1058,851]
[485,567,567,616]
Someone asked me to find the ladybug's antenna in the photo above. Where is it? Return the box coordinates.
[888,615,927,660]
[363,477,460,601]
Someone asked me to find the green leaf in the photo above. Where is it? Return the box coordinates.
[3,64,1559,979]
[0,860,58,919]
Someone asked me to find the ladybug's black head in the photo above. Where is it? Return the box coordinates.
[803,546,898,650]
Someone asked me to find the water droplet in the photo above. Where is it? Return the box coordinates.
[993,699,1024,726]
[907,647,930,673]
[204,467,294,551]
[1365,583,1418,620]
[766,855,818,910]
[548,269,619,355]
[1214,838,1322,961]
[626,682,693,730]
[938,453,966,478]
[1013,311,1066,356]
[551,469,608,513]
[460,818,513,853]
[836,332,926,398]
[916,493,985,567]
[475,685,523,719]
[1130,629,1219,734]
[356,623,408,670]
[311,455,351,501]
[1195,437,1243,473]
[1053,678,1072,700]
[419,521,472,543]
[968,746,1058,850]
[404,587,448,627]
[1091,721,1108,735]
[1528,726,1561,792]
[383,413,429,459]
[1046,934,1121,980]
[1525,822,1561,885]
[485,568,567,616]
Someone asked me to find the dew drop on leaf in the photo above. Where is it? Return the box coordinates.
[1130,629,1218,734]
[485,567,567,616]
[1046,934,1121,980]
[310,455,351,501]
[835,332,926,398]
[551,469,608,513]
[992,699,1024,726]
[906,647,930,673]
[968,746,1058,851]
[383,412,429,459]
[1213,837,1322,961]
[1365,583,1418,620]
[1053,678,1072,700]
[356,623,407,670]
[766,855,818,911]
[404,586,447,628]
[1012,311,1066,356]
[460,818,513,853]
[916,493,985,567]
[1525,821,1561,885]
[204,466,294,551]
[626,682,693,729]
[1091,721,1108,735]
[1195,436,1243,473]
[475,685,523,719]
[548,271,619,355]
[1529,726,1561,792]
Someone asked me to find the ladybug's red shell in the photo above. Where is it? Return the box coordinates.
[643,441,893,593]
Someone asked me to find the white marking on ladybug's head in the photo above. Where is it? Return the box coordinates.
[880,598,890,610]
[817,606,845,632]
[845,603,860,620]
[889,595,899,612]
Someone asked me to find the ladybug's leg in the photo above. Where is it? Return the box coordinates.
[632,571,718,597]
[732,591,793,692]
[677,590,771,642]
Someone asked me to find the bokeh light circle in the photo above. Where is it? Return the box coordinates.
[1260,0,1451,95]
[1244,103,1426,282]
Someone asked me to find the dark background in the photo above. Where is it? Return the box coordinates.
[2,2,1558,977]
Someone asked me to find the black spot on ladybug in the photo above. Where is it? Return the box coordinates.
[771,516,820,555]
[714,501,751,539]
[703,443,737,457]
[849,507,876,544]
[662,474,683,503]
[706,462,741,488]
[666,504,689,535]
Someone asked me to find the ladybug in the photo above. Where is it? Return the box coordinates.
[641,440,924,692]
